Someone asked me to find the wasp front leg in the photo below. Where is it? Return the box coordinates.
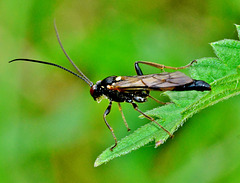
[103,101,118,151]
[134,60,197,75]
[118,103,130,131]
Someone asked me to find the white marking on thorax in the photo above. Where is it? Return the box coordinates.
[115,76,122,81]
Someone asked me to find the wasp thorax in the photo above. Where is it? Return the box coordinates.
[90,80,103,102]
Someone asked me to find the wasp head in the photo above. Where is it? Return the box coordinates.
[90,80,104,103]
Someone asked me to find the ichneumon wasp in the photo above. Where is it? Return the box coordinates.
[10,23,211,151]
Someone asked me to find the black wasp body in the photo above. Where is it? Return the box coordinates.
[90,71,210,104]
[10,23,211,151]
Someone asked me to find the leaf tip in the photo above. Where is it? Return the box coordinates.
[94,147,114,167]
[210,41,217,46]
[94,157,103,167]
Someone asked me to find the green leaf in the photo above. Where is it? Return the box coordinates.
[94,25,240,167]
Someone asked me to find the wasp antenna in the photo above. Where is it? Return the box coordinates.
[9,58,91,83]
[53,21,93,87]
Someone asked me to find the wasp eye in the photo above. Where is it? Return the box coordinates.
[90,85,95,96]
[90,84,102,100]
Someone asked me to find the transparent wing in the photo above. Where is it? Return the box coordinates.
[112,71,193,91]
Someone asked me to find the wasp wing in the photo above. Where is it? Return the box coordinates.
[112,71,193,91]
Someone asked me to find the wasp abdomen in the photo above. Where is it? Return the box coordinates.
[174,80,211,91]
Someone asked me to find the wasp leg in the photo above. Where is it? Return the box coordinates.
[148,95,173,105]
[134,60,197,75]
[118,103,131,131]
[134,61,144,75]
[131,102,173,138]
[103,101,118,151]
[148,95,167,105]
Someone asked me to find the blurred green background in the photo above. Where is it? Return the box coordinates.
[1,0,240,182]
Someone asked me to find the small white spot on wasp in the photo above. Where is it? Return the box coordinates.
[96,95,107,103]
[101,86,104,88]
[103,95,108,99]
[115,76,122,81]
[112,83,116,86]
[96,80,102,85]
[107,85,111,89]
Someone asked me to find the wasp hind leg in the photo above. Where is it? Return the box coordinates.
[131,102,173,138]
[103,101,118,151]
[134,60,197,75]
[118,103,130,131]
[148,95,173,105]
